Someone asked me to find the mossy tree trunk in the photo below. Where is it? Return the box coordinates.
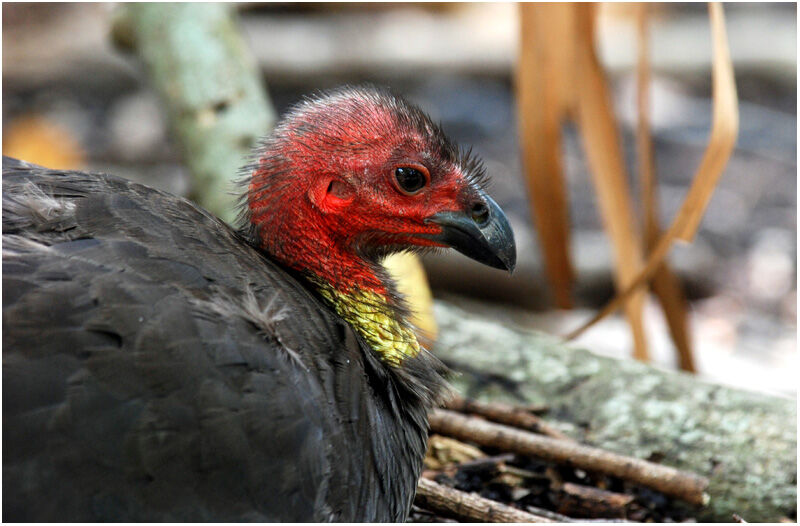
[119,3,275,223]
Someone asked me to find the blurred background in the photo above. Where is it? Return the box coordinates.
[3,3,796,396]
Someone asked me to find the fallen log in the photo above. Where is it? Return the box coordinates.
[431,300,797,522]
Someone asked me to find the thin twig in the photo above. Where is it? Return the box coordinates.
[556,482,634,518]
[444,395,572,441]
[581,520,639,523]
[525,504,578,522]
[429,409,710,506]
[456,453,516,472]
[415,477,555,523]
[523,402,550,414]
[498,463,549,482]
[426,434,486,469]
[410,504,458,523]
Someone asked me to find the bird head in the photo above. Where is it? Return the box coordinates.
[244,87,516,297]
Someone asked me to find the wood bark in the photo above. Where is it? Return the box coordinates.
[415,478,555,523]
[429,409,709,506]
[432,300,797,522]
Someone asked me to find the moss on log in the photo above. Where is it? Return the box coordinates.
[121,4,275,222]
[432,300,796,522]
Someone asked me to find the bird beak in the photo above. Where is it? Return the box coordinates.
[424,191,516,273]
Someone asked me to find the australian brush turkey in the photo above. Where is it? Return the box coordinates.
[2,87,515,521]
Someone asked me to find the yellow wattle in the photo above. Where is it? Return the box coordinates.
[313,281,420,367]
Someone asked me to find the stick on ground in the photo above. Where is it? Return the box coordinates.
[444,395,572,440]
[429,409,710,506]
[415,477,555,523]
[557,482,634,518]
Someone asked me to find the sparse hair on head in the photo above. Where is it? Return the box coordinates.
[234,86,489,239]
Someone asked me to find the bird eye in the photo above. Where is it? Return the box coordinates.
[394,166,428,195]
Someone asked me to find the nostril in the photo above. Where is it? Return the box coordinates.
[471,202,489,225]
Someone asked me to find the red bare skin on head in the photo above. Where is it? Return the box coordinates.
[247,89,481,296]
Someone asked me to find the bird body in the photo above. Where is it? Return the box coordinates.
[2,88,515,521]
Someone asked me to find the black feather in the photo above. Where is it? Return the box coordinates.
[2,156,447,521]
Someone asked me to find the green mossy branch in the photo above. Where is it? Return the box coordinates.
[119,3,275,223]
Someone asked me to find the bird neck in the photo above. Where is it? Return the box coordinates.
[254,216,421,367]
[306,264,421,368]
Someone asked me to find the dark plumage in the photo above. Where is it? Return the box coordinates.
[2,88,514,521]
